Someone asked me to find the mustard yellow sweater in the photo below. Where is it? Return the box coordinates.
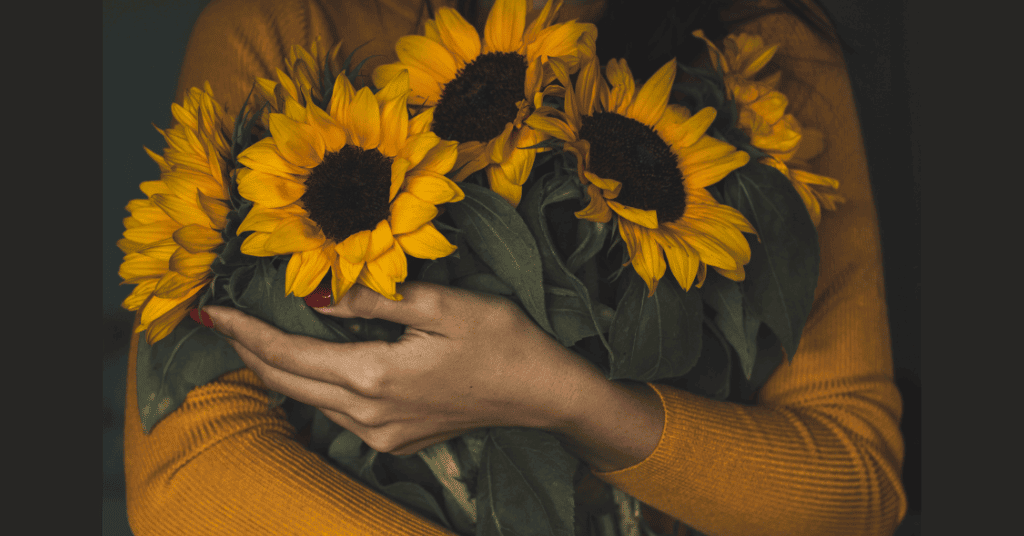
[124,1,908,534]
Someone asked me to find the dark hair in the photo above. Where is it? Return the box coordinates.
[451,0,845,82]
[595,0,846,81]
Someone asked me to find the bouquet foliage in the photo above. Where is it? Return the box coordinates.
[119,1,843,534]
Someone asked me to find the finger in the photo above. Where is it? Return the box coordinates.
[223,336,362,409]
[204,305,389,390]
[319,407,469,455]
[313,282,448,329]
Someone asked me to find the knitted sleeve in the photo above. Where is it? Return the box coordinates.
[591,4,908,536]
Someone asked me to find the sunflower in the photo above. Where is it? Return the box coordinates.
[526,55,756,295]
[118,82,233,344]
[694,30,844,226]
[235,70,462,302]
[372,0,596,207]
[255,37,345,123]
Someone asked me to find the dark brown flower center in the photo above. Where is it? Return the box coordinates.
[578,112,686,224]
[432,52,528,144]
[300,145,392,242]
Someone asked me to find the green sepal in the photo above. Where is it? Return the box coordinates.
[607,271,703,382]
[475,428,578,536]
[720,162,819,361]
[446,183,553,335]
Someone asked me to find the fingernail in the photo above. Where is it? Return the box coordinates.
[304,285,333,308]
[189,308,215,328]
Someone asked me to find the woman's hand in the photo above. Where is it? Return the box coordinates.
[202,282,606,456]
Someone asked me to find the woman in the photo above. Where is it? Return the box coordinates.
[123,0,907,534]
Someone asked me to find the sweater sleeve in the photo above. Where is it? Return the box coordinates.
[591,5,908,536]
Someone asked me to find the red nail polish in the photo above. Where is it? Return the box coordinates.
[189,308,215,328]
[304,285,332,308]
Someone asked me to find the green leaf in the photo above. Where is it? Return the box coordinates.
[446,183,553,334]
[519,173,617,360]
[418,441,479,534]
[476,428,577,536]
[327,431,453,531]
[700,276,758,379]
[565,219,612,276]
[608,272,702,382]
[721,163,819,361]
[667,321,732,400]
[453,273,515,296]
[546,290,614,348]
[135,322,245,433]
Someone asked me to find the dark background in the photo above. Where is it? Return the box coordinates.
[101,1,920,534]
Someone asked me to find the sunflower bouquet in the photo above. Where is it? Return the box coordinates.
[119,0,842,534]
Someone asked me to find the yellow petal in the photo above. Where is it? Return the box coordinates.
[435,7,481,65]
[574,185,613,222]
[390,157,412,203]
[122,278,158,311]
[118,238,147,255]
[139,179,171,197]
[285,245,333,297]
[583,171,622,196]
[607,200,659,229]
[671,226,740,271]
[269,113,325,169]
[619,221,665,296]
[264,217,326,254]
[682,150,750,189]
[523,0,561,44]
[173,224,222,253]
[119,253,169,284]
[404,171,464,205]
[345,87,382,150]
[395,222,457,259]
[151,193,212,228]
[408,107,436,136]
[524,113,576,141]
[196,190,229,229]
[413,137,458,176]
[143,297,196,345]
[670,106,717,148]
[486,164,523,207]
[338,229,372,264]
[240,232,274,257]
[658,232,699,291]
[360,243,408,299]
[366,219,395,263]
[328,73,356,125]
[376,70,411,158]
[238,138,310,176]
[575,55,601,117]
[483,0,526,54]
[389,192,439,234]
[604,58,636,115]
[237,203,306,234]
[305,104,348,153]
[331,254,363,302]
[169,248,217,280]
[123,219,180,246]
[452,141,491,182]
[398,131,442,170]
[237,170,307,209]
[396,35,458,85]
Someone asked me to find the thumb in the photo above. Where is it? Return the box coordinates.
[311,282,445,329]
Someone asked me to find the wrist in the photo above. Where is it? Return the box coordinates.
[542,366,665,473]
